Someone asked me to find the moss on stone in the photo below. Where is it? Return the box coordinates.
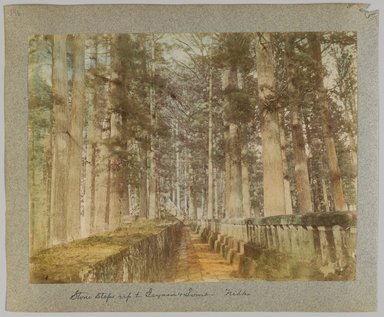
[30,218,179,283]
[253,211,356,227]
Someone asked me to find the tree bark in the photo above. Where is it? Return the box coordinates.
[139,142,148,218]
[322,178,330,212]
[29,127,36,254]
[93,39,112,233]
[201,188,205,219]
[184,151,188,216]
[83,38,98,237]
[29,37,52,251]
[224,67,243,219]
[228,122,243,218]
[108,35,126,230]
[285,34,313,214]
[175,123,181,214]
[255,33,286,216]
[148,35,158,219]
[207,67,214,219]
[67,35,85,241]
[214,167,219,219]
[224,125,231,219]
[187,151,197,219]
[309,33,347,211]
[291,104,313,214]
[109,112,123,230]
[241,128,251,218]
[83,143,96,236]
[50,34,70,245]
[94,117,111,233]
[44,133,52,246]
[278,113,293,214]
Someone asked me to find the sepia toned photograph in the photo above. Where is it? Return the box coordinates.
[28,32,357,284]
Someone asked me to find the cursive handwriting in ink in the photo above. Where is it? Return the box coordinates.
[69,289,92,300]
[95,292,115,303]
[225,288,251,296]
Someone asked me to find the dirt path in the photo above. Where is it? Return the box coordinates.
[165,226,240,282]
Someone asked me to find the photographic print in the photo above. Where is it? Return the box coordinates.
[28,32,357,284]
[4,3,379,312]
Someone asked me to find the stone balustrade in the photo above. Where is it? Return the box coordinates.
[193,211,356,280]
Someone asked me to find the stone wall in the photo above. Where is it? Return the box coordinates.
[80,221,182,282]
[194,212,356,280]
[30,220,183,283]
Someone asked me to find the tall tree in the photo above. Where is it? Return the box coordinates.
[285,34,313,214]
[278,112,293,214]
[241,127,251,218]
[93,37,112,233]
[83,37,98,236]
[28,35,53,252]
[255,33,286,216]
[50,35,70,245]
[207,67,214,219]
[309,33,347,211]
[67,35,85,240]
[148,35,158,219]
[224,68,243,218]
[109,34,130,230]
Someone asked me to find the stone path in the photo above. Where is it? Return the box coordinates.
[165,226,241,282]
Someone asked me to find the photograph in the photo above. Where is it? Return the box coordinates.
[28,32,357,283]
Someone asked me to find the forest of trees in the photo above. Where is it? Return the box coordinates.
[29,32,357,254]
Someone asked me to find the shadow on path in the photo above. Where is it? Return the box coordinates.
[165,226,240,282]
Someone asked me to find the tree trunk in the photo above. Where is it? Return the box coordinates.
[94,39,112,233]
[83,38,98,237]
[189,186,197,220]
[175,123,181,213]
[139,142,148,218]
[186,150,197,219]
[67,35,85,241]
[201,188,205,219]
[29,127,36,254]
[108,36,125,229]
[285,34,313,214]
[228,123,243,218]
[94,117,111,233]
[44,133,52,246]
[291,104,313,214]
[224,67,243,219]
[309,33,347,211]
[220,170,225,219]
[207,67,214,219]
[255,33,286,216]
[109,112,123,230]
[322,178,330,212]
[214,167,218,219]
[184,151,188,216]
[241,129,251,218]
[224,126,231,219]
[50,34,70,245]
[278,113,293,214]
[345,97,357,207]
[29,41,52,251]
[84,142,96,236]
[148,36,157,219]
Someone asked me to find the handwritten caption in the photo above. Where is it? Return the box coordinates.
[69,288,250,303]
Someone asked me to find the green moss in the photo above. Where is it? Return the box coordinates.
[30,218,179,283]
[253,211,356,227]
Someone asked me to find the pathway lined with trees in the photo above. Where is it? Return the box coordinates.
[29,32,357,256]
[165,226,240,282]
